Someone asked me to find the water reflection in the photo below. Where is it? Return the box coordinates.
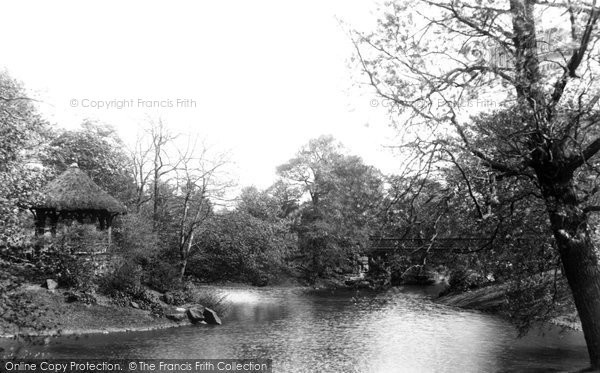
[2,286,588,372]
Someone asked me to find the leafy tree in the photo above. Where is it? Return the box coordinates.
[355,0,600,367]
[191,207,295,285]
[237,185,296,222]
[0,71,48,248]
[277,136,385,280]
[238,186,278,221]
[43,120,136,205]
[266,180,303,218]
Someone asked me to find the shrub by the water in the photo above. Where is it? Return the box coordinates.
[0,258,60,333]
[145,260,181,292]
[161,289,190,306]
[443,266,488,294]
[99,260,142,294]
[184,282,230,316]
[64,290,97,305]
[195,290,230,316]
[99,261,163,316]
[55,253,96,292]
[162,282,229,316]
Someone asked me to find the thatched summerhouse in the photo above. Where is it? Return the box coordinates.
[31,164,126,242]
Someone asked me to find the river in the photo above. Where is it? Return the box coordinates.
[1,286,589,372]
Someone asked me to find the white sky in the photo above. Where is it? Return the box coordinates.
[1,0,401,190]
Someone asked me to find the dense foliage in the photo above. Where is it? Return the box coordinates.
[277,136,384,280]
[42,121,136,204]
[0,72,49,248]
[187,187,296,285]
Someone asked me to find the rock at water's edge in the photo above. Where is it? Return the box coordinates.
[45,279,58,290]
[186,307,205,324]
[203,307,221,325]
[166,313,187,322]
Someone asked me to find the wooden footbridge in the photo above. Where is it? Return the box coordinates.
[368,236,493,255]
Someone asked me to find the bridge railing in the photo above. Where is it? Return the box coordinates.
[367,236,545,256]
[366,236,494,255]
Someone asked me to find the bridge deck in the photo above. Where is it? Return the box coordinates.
[367,237,493,255]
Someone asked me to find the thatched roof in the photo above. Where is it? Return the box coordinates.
[34,164,126,214]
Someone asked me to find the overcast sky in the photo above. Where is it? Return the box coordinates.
[2,0,400,189]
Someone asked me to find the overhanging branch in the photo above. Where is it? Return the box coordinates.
[568,137,600,170]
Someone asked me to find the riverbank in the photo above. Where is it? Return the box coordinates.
[0,284,192,339]
[0,274,388,339]
[1,269,582,340]
[437,281,582,331]
[0,251,233,340]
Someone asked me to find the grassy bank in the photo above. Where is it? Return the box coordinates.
[0,253,233,340]
[0,283,191,339]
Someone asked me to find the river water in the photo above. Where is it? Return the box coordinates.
[1,286,589,372]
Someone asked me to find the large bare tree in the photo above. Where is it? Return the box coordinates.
[129,119,231,280]
[355,0,600,367]
[171,138,231,281]
[130,118,180,223]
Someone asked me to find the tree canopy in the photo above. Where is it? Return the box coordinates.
[277,135,385,278]
[0,72,48,247]
[42,121,136,205]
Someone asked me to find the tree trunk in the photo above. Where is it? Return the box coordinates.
[179,231,194,282]
[153,169,159,230]
[179,258,187,282]
[179,240,188,282]
[538,172,600,369]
